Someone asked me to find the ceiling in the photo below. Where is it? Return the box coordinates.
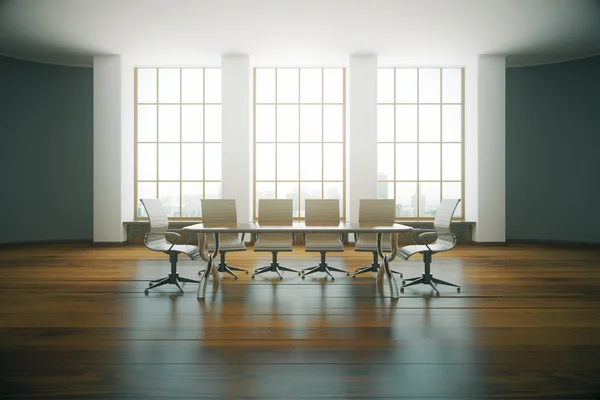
[1,0,599,67]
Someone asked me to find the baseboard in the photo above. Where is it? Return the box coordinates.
[506,239,600,248]
[92,241,128,247]
[0,239,93,248]
[471,241,507,246]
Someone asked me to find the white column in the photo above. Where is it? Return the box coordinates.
[221,55,252,224]
[348,55,378,223]
[474,55,506,242]
[93,55,125,243]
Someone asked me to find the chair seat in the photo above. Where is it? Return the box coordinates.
[207,233,246,252]
[397,242,454,260]
[305,234,344,252]
[254,234,293,252]
[146,237,201,260]
[354,233,393,252]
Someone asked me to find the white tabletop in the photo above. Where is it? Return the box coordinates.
[183,221,413,234]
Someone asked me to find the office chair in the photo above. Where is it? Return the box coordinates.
[252,199,299,280]
[302,199,348,280]
[139,198,200,294]
[399,198,462,295]
[200,199,248,279]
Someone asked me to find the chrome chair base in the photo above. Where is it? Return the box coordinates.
[145,253,200,295]
[352,252,402,278]
[252,253,299,280]
[214,251,249,279]
[400,252,460,295]
[302,253,349,280]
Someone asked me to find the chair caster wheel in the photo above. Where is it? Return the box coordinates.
[402,281,405,285]
[144,289,149,295]
[352,275,356,279]
[149,283,153,287]
[346,272,350,276]
[435,292,440,297]
[457,287,461,292]
[400,287,404,293]
[234,276,238,280]
[280,277,283,280]
[298,272,302,276]
[331,278,335,281]
[245,271,249,274]
[302,275,305,280]
[251,275,255,279]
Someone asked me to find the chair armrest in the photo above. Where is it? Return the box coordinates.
[417,232,438,243]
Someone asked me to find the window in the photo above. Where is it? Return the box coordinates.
[135,67,222,219]
[254,67,346,219]
[377,68,464,218]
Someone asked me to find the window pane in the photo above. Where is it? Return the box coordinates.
[181,143,203,181]
[323,182,344,218]
[204,69,221,103]
[419,182,440,217]
[277,69,299,103]
[323,143,343,181]
[137,143,156,180]
[396,182,417,217]
[300,69,321,103]
[256,182,276,217]
[442,68,462,103]
[256,143,276,180]
[158,69,180,103]
[204,105,221,142]
[419,105,440,142]
[137,182,157,217]
[396,143,417,180]
[182,182,202,218]
[204,143,221,180]
[182,68,203,103]
[300,143,322,180]
[377,143,394,181]
[181,105,203,142]
[323,105,343,142]
[377,181,394,200]
[137,105,157,142]
[442,105,462,142]
[256,68,275,103]
[277,182,299,217]
[323,69,343,103]
[137,68,157,103]
[396,68,417,103]
[419,68,440,103]
[378,105,394,142]
[159,182,180,217]
[204,182,222,199]
[419,143,440,180]
[396,105,417,142]
[256,105,275,142]
[277,143,298,180]
[378,68,394,103]
[442,143,462,181]
[442,182,462,217]
[300,182,322,217]
[277,105,299,142]
[158,143,180,181]
[300,105,321,142]
[158,105,180,142]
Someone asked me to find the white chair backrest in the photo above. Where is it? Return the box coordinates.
[258,199,293,225]
[201,199,237,224]
[305,199,340,226]
[434,199,461,234]
[359,199,395,225]
[140,199,169,233]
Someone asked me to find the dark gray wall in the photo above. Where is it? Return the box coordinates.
[0,56,93,244]
[506,56,600,244]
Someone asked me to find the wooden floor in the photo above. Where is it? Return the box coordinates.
[1,243,600,399]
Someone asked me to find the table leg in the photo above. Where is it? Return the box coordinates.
[376,232,400,299]
[197,233,220,299]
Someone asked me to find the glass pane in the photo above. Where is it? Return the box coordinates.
[158,143,180,181]
[277,105,299,142]
[377,105,394,142]
[442,143,462,181]
[256,143,276,180]
[419,143,440,180]
[204,105,221,142]
[396,143,417,180]
[181,105,203,142]
[397,182,417,217]
[137,182,157,217]
[300,182,322,217]
[158,182,180,217]
[419,105,440,142]
[255,68,275,103]
[181,68,203,103]
[323,182,344,218]
[419,182,440,217]
[419,68,440,103]
[442,68,462,103]
[277,143,299,180]
[300,105,321,142]
[204,143,221,180]
[323,68,343,103]
[377,181,393,200]
[396,105,417,142]
[300,69,321,103]
[277,69,299,103]
[137,143,156,180]
[323,105,343,142]
[137,68,157,103]
[396,68,417,103]
[277,182,299,217]
[442,105,462,142]
[158,69,180,103]
[256,105,276,142]
[323,143,343,181]
[181,143,203,181]
[255,182,276,217]
[204,182,222,199]
[204,69,221,103]
[300,143,322,180]
[442,182,462,217]
[182,182,202,217]
[377,143,394,181]
[378,68,394,103]
[158,105,180,142]
[137,105,157,142]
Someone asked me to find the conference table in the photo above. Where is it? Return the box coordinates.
[183,222,413,299]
